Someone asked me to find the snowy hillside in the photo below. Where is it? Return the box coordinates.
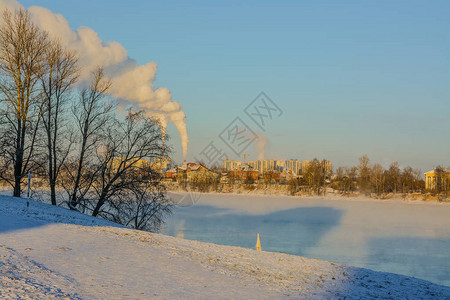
[1,195,449,299]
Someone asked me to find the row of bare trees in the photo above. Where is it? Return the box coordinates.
[332,155,424,196]
[0,8,172,231]
[285,156,424,197]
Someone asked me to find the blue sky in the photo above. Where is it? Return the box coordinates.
[21,0,450,171]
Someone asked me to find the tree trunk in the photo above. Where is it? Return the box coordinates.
[92,193,107,217]
[70,126,89,208]
[47,123,56,205]
[13,120,23,197]
[50,182,56,205]
[13,175,21,197]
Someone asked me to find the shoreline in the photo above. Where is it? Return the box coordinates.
[167,189,450,206]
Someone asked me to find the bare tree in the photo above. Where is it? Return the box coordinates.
[301,158,325,195]
[287,178,298,195]
[190,171,218,192]
[40,40,79,205]
[100,170,173,231]
[371,163,384,195]
[400,166,415,194]
[64,67,113,208]
[89,110,165,217]
[0,8,50,196]
[386,162,400,193]
[357,155,371,194]
[332,166,345,192]
[433,166,447,194]
[332,166,356,194]
[343,166,357,194]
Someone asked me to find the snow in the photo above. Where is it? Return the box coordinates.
[1,195,449,299]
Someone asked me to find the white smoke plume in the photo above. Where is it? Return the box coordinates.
[255,133,268,160]
[0,0,189,157]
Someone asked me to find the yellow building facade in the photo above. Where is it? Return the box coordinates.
[425,168,450,191]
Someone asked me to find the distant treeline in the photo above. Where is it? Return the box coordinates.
[273,156,426,197]
[175,156,449,201]
[329,155,425,196]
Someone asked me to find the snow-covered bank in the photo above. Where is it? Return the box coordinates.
[164,182,450,203]
[1,196,449,299]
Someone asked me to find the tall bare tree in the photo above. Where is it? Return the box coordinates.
[386,162,400,193]
[400,166,414,193]
[40,40,79,205]
[332,166,358,194]
[65,67,113,208]
[371,163,384,195]
[357,155,371,194]
[0,8,50,196]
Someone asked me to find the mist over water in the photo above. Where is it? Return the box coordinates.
[163,193,450,286]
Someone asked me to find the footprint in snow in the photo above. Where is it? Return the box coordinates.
[97,256,110,261]
[57,247,71,251]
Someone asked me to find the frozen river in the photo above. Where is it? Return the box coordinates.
[163,193,450,286]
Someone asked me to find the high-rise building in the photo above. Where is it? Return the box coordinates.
[285,159,301,175]
[276,160,285,171]
[253,159,277,174]
[223,159,242,171]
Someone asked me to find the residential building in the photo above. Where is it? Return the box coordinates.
[254,159,277,174]
[230,164,259,181]
[285,159,301,175]
[174,162,217,184]
[263,170,281,182]
[425,168,450,191]
[165,168,177,179]
[276,160,285,170]
[223,159,242,171]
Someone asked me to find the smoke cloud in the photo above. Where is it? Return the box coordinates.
[255,133,268,160]
[0,0,189,157]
